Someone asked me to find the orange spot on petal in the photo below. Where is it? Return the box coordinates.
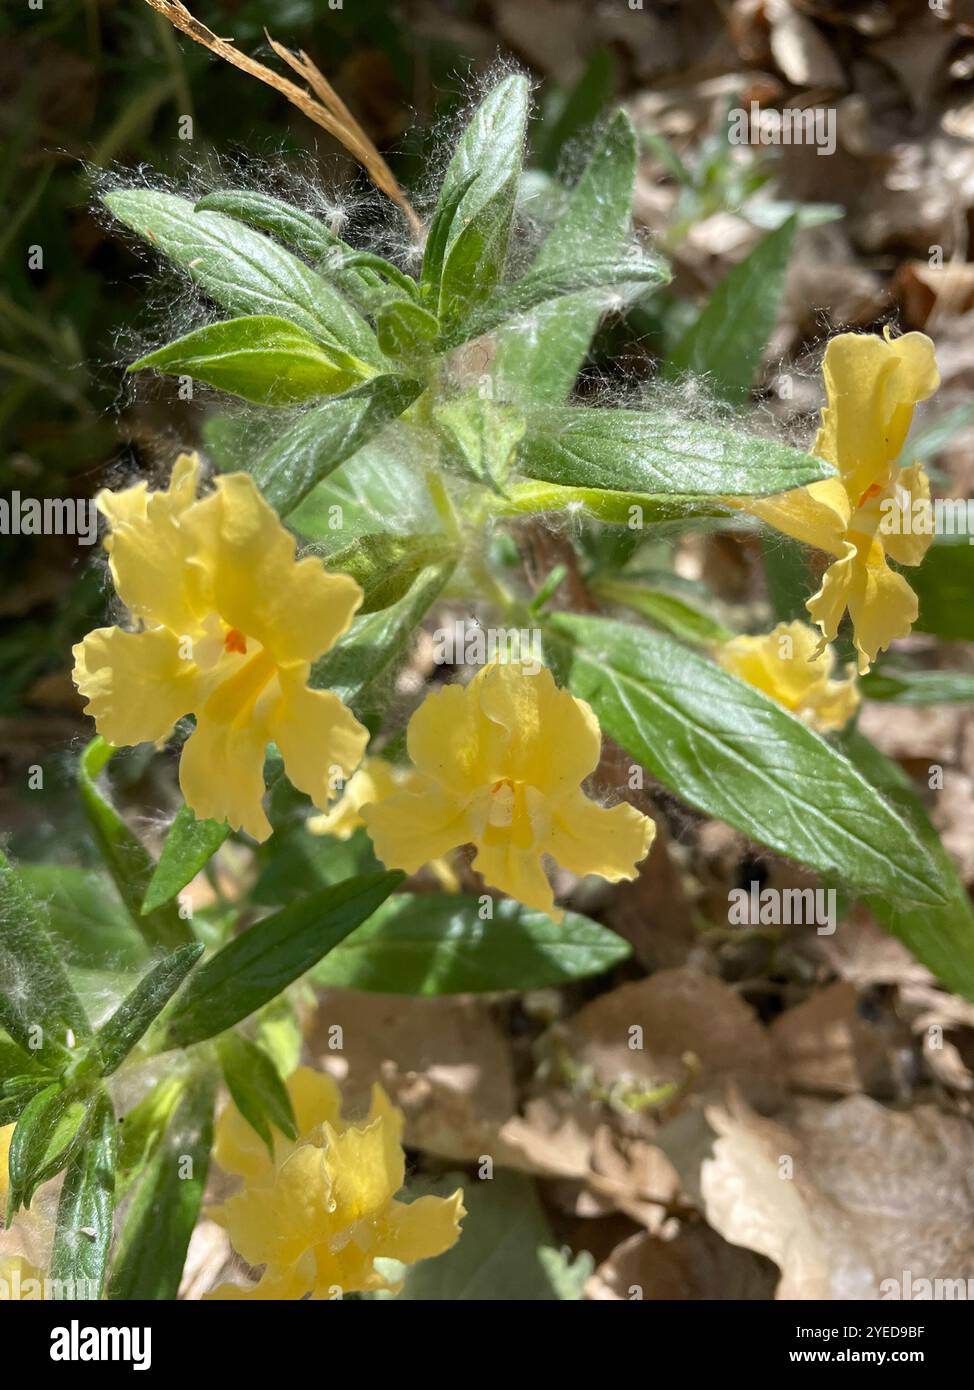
[857,482,883,507]
[224,628,247,655]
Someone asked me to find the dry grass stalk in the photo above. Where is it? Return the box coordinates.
[142,0,422,235]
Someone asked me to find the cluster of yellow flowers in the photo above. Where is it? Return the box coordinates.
[72,328,939,908]
[207,1068,464,1299]
[72,459,657,912]
[62,327,939,1301]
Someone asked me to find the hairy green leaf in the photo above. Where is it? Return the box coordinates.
[547,615,947,905]
[130,315,372,404]
[161,872,404,1047]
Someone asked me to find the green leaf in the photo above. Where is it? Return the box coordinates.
[0,850,90,1063]
[18,865,148,971]
[95,943,204,1076]
[104,188,383,365]
[433,76,530,326]
[161,871,404,1047]
[386,1170,568,1301]
[7,1085,87,1217]
[313,893,630,993]
[518,405,832,496]
[912,539,974,641]
[246,374,423,516]
[193,190,384,305]
[593,578,732,644]
[217,1032,296,1147]
[546,615,947,905]
[49,1088,116,1300]
[761,532,814,623]
[494,110,638,403]
[0,1078,53,1128]
[860,667,974,704]
[499,479,726,529]
[130,315,371,405]
[843,730,974,1001]
[143,805,229,916]
[666,216,798,401]
[78,738,194,952]
[375,300,440,359]
[433,395,526,493]
[441,252,669,349]
[324,534,453,614]
[109,1076,214,1301]
[537,49,614,171]
[312,561,455,718]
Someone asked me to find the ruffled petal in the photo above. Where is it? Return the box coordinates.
[543,790,655,883]
[287,1067,343,1137]
[474,662,603,793]
[807,673,860,733]
[362,784,468,874]
[212,1100,277,1186]
[182,472,362,665]
[320,1113,404,1225]
[72,625,198,747]
[814,330,939,499]
[375,1190,466,1264]
[179,711,271,841]
[737,476,851,557]
[405,682,493,795]
[881,463,935,568]
[98,452,207,635]
[808,538,918,674]
[268,668,368,814]
[471,841,558,918]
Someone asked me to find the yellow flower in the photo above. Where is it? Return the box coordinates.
[731,330,939,673]
[72,454,369,841]
[206,1067,464,1299]
[361,661,655,920]
[716,621,859,733]
[306,756,407,841]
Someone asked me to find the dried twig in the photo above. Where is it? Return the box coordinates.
[141,0,422,235]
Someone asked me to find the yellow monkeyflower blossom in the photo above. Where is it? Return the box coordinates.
[361,661,655,920]
[72,454,369,841]
[206,1067,464,1299]
[730,330,939,673]
[716,621,859,734]
[306,756,407,841]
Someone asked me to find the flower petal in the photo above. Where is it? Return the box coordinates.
[183,473,362,665]
[268,669,369,814]
[737,476,851,557]
[475,662,603,793]
[881,463,934,568]
[471,841,558,918]
[287,1067,343,1137]
[815,331,939,499]
[808,538,918,674]
[320,1112,405,1225]
[212,1100,277,1186]
[72,626,198,747]
[543,790,655,883]
[179,712,271,841]
[362,784,468,874]
[375,1190,466,1265]
[98,452,206,634]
